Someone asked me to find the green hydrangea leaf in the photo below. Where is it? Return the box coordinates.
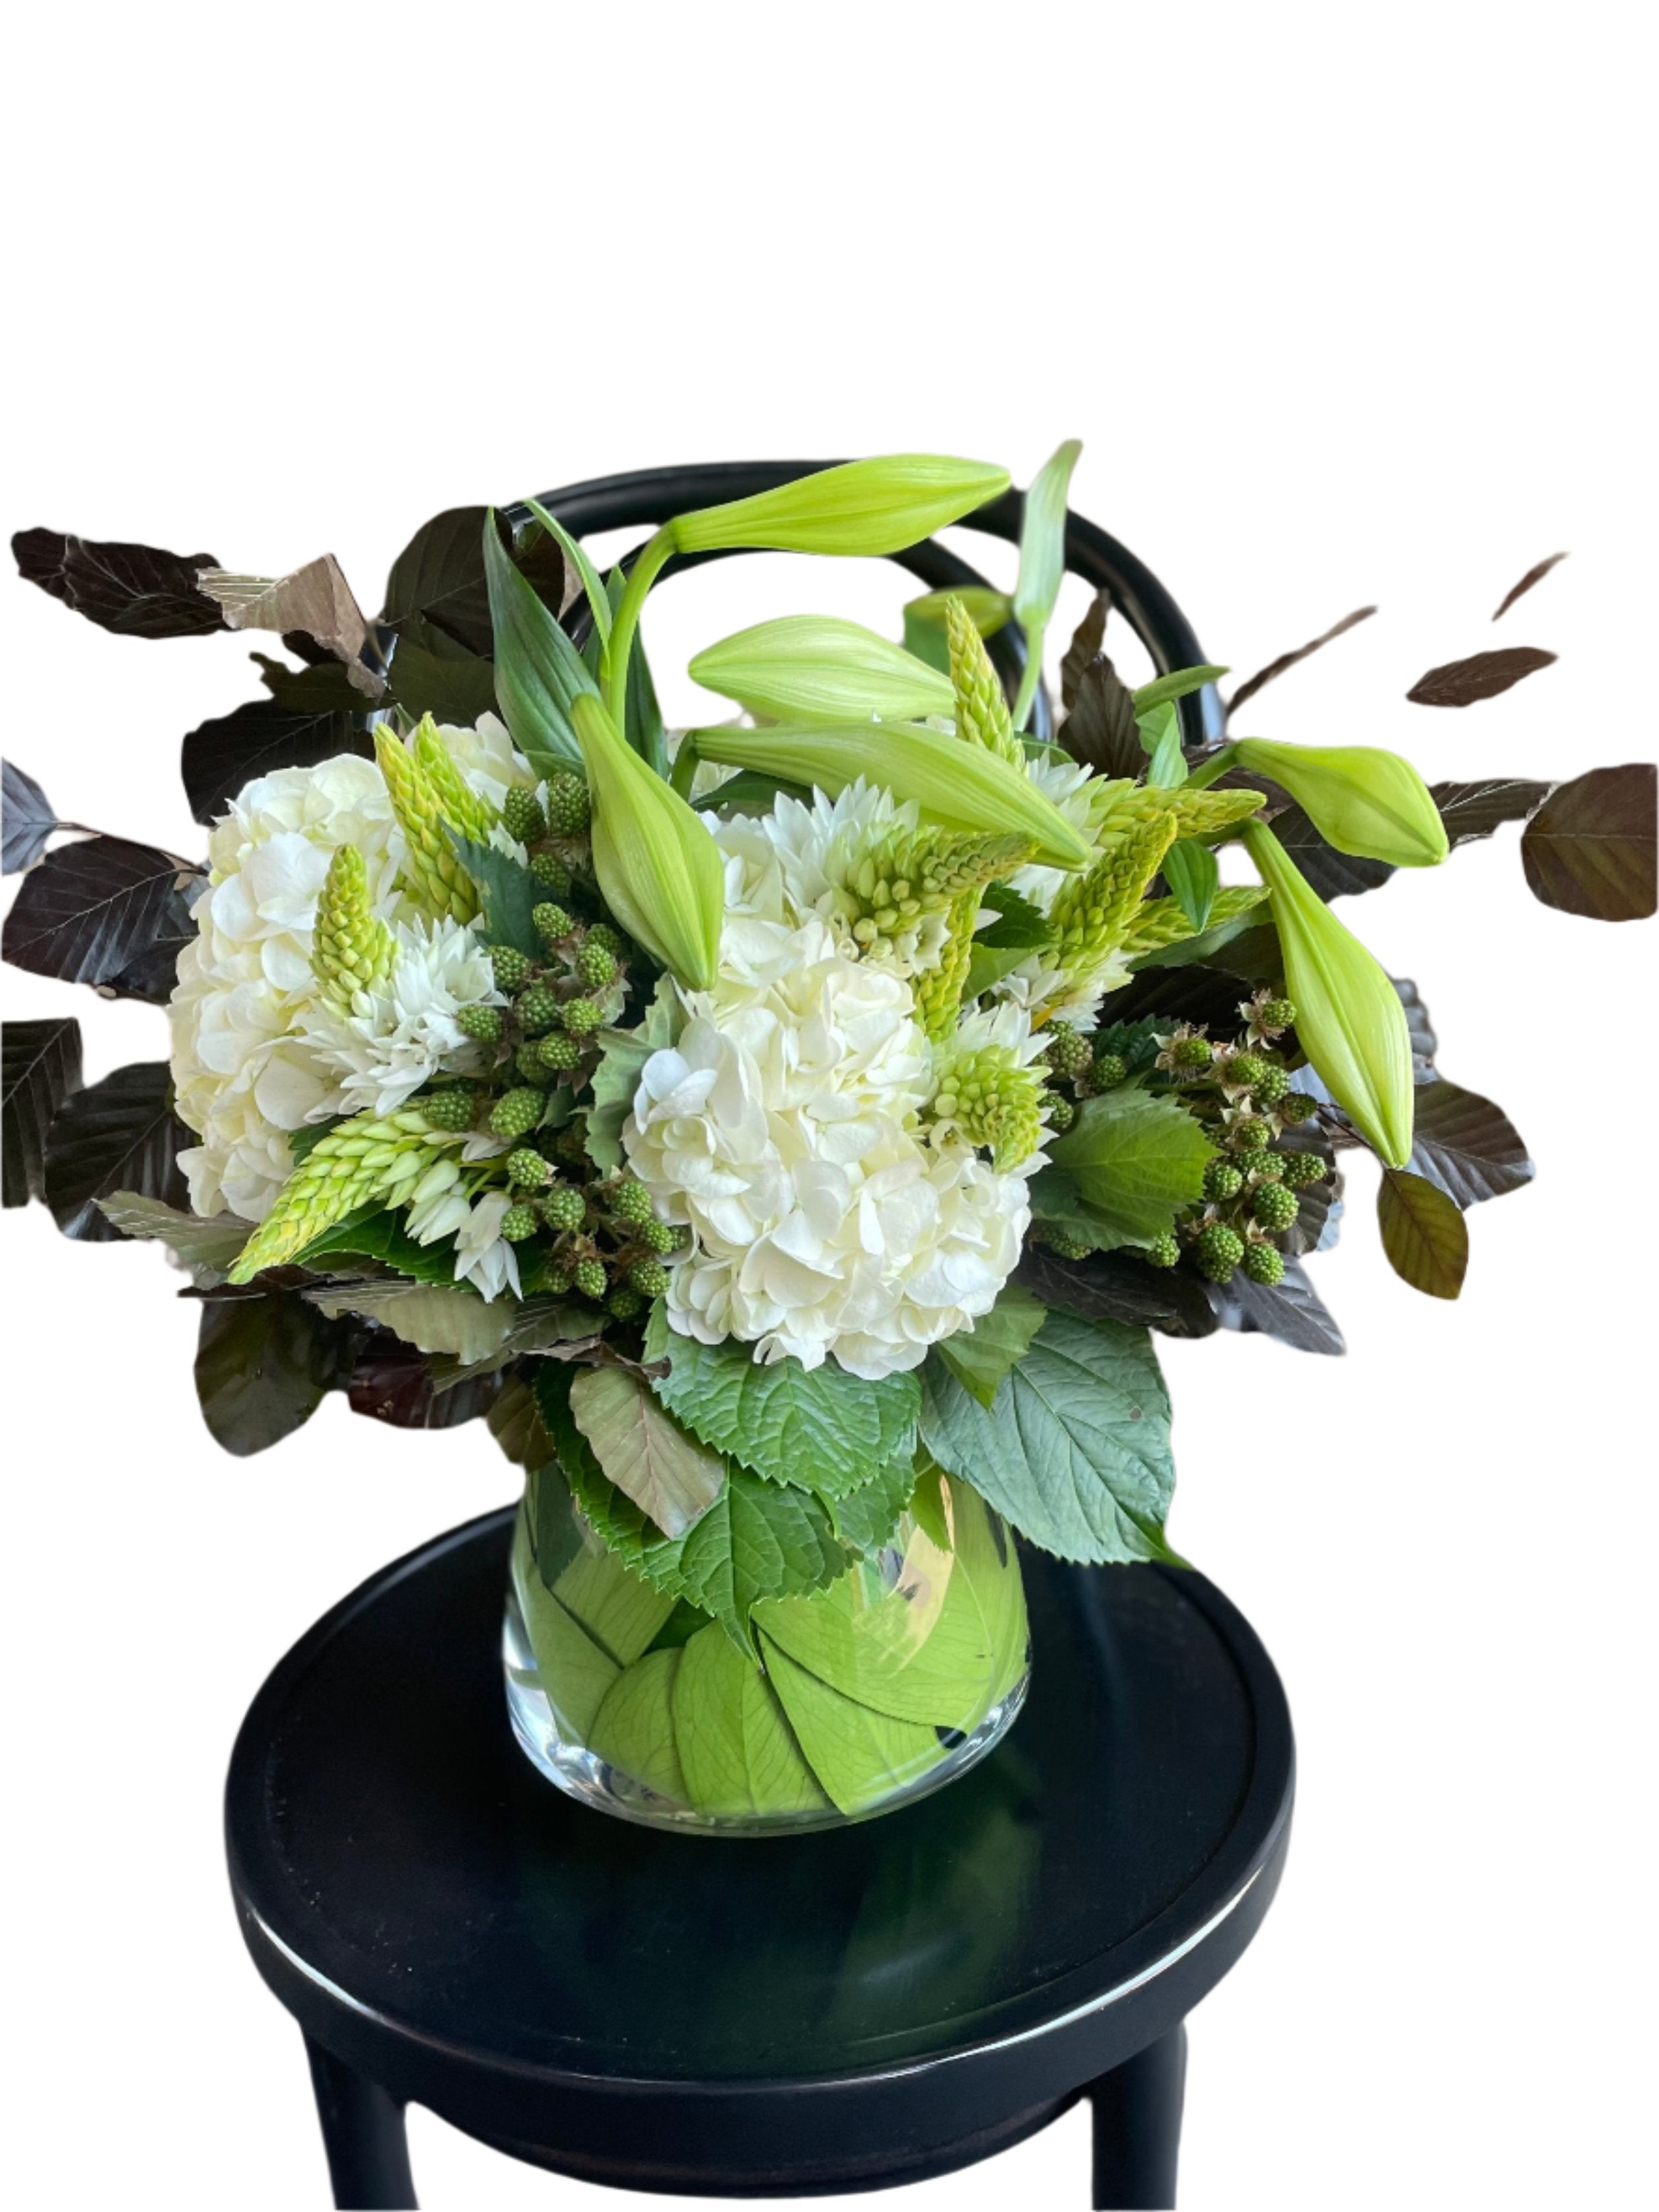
[448,833,542,957]
[918,1309,1177,1564]
[824,1453,917,1554]
[758,1633,947,1816]
[672,1621,829,1816]
[931,1282,1047,1408]
[1045,1087,1216,1249]
[643,1303,919,1496]
[588,1648,689,1804]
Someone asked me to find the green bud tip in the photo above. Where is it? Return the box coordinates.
[1233,738,1449,869]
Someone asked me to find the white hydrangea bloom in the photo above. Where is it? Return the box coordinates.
[710,780,951,981]
[297,918,500,1118]
[623,915,1040,1379]
[168,721,533,1222]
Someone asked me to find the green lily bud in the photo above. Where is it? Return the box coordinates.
[1232,738,1448,868]
[903,586,1012,640]
[689,718,1093,870]
[571,695,722,990]
[1010,438,1082,728]
[689,615,954,724]
[1243,823,1415,1167]
[670,455,1010,558]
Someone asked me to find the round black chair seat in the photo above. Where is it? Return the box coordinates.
[227,1507,1293,2207]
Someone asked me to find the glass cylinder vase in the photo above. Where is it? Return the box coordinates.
[503,1463,1030,1836]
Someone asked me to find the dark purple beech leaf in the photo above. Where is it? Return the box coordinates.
[2,836,202,992]
[1493,552,1567,621]
[348,1336,503,1428]
[1393,977,1438,1070]
[1520,763,1656,921]
[42,1060,190,1239]
[3,1018,83,1206]
[3,759,59,874]
[381,505,497,658]
[384,639,499,729]
[195,1293,345,1457]
[1104,963,1271,1035]
[1432,777,1554,848]
[1225,605,1377,724]
[1016,1243,1218,1338]
[1061,654,1143,778]
[13,528,227,639]
[1261,801,1395,900]
[251,651,372,713]
[1275,1132,1342,1258]
[1378,1169,1468,1299]
[1407,1078,1532,1208]
[1059,590,1112,711]
[182,699,371,824]
[1205,1256,1344,1354]
[1407,646,1557,707]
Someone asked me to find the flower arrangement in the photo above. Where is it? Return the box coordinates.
[4,454,1654,1829]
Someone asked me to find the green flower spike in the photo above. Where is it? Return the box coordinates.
[374,726,480,922]
[1045,810,1178,1005]
[1244,823,1415,1168]
[572,694,723,991]
[226,1110,461,1280]
[310,844,394,1011]
[944,595,1025,769]
[839,823,1032,966]
[411,716,496,843]
[930,1041,1047,1166]
[1232,738,1448,868]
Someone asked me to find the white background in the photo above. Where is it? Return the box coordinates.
[3,6,1654,2207]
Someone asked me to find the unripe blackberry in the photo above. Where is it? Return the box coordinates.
[585,923,623,957]
[532,901,574,946]
[1280,1150,1329,1189]
[1043,1024,1090,1080]
[501,788,547,844]
[609,1179,654,1226]
[536,1031,581,1073]
[1092,1052,1127,1090]
[530,851,572,895]
[1203,1158,1244,1202]
[1226,1051,1267,1089]
[1195,1224,1245,1282]
[489,1088,544,1140]
[1242,1241,1285,1286]
[1252,1181,1299,1232]
[573,1258,608,1301]
[1043,1226,1094,1261]
[1146,1232,1181,1268]
[456,1004,503,1044]
[608,1287,645,1321]
[639,1216,677,1254]
[1252,1153,1285,1183]
[507,1147,551,1190]
[1278,1092,1317,1125]
[501,1203,540,1242]
[542,1183,586,1233]
[514,1045,553,1086]
[1253,1064,1290,1107]
[489,946,531,993]
[1046,1095,1077,1133]
[577,940,618,988]
[544,1266,573,1297]
[629,1260,670,1297]
[1260,997,1296,1031]
[516,982,562,1035]
[560,996,602,1036]
[1172,1034,1213,1070]
[1230,1119,1271,1154]
[546,773,591,835]
[419,1087,476,1132]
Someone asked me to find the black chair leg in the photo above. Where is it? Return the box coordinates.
[1090,2022,1187,2209]
[304,2034,418,2209]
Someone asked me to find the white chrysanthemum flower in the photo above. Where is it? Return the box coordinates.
[454,1189,522,1301]
[1004,753,1118,915]
[169,724,536,1222]
[297,918,501,1117]
[710,780,950,979]
[623,915,1039,1379]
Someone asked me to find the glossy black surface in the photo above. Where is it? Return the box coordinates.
[231,1511,1287,2083]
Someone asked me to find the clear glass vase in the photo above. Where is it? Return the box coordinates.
[503,1463,1030,1835]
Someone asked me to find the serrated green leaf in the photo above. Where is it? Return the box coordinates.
[1046,1088,1215,1249]
[448,834,542,956]
[932,1282,1048,1407]
[644,1303,919,1494]
[824,1454,917,1554]
[291,1205,473,1286]
[568,1364,727,1540]
[918,1310,1176,1564]
[672,1622,829,1816]
[975,883,1055,951]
